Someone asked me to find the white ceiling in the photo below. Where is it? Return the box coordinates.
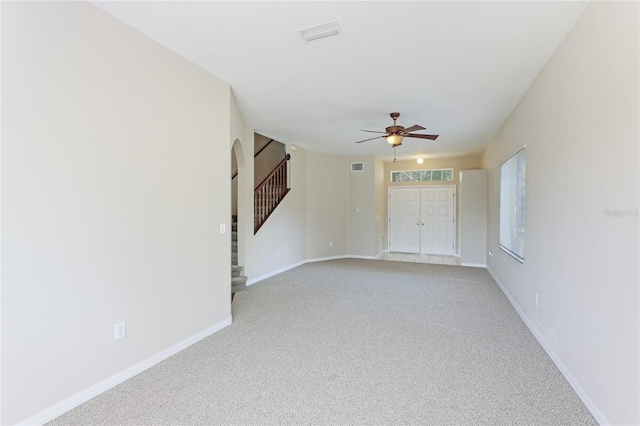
[93,1,588,162]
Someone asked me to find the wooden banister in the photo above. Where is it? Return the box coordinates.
[254,154,291,234]
[255,154,290,190]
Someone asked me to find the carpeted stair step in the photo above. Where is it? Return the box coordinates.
[231,275,247,293]
[232,265,244,278]
[230,219,245,299]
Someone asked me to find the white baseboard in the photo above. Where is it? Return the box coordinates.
[308,254,378,262]
[246,260,306,286]
[19,317,232,426]
[461,262,487,268]
[346,255,377,260]
[247,255,380,286]
[306,255,350,263]
[486,266,608,426]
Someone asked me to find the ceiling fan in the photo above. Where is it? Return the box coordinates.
[355,112,439,147]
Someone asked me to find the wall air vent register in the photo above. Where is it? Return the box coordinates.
[297,21,341,43]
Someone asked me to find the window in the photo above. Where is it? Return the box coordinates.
[499,147,526,262]
[390,168,453,182]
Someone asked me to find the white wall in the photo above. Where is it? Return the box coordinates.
[245,148,381,278]
[482,2,638,424]
[374,157,387,255]
[245,151,384,277]
[1,2,233,423]
[459,170,487,266]
[305,151,349,259]
[348,156,377,257]
[253,134,286,187]
[245,146,307,281]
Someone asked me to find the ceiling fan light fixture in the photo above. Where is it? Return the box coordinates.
[386,134,404,146]
[354,112,439,146]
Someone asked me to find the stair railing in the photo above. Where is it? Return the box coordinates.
[254,154,290,234]
[232,138,275,181]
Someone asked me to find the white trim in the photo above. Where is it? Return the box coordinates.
[461,262,486,268]
[247,255,380,286]
[345,254,377,260]
[499,147,526,263]
[499,244,525,264]
[486,266,608,426]
[388,185,457,256]
[18,317,232,426]
[246,260,306,286]
[306,255,351,263]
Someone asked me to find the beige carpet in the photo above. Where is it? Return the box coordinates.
[50,259,596,425]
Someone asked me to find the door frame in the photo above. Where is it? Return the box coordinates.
[388,185,457,255]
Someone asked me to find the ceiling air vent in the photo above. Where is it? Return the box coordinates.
[351,162,364,172]
[297,21,341,43]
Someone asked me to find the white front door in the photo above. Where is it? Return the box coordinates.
[420,187,455,255]
[388,188,420,253]
[389,186,455,255]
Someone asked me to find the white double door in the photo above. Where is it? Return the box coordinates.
[389,186,455,255]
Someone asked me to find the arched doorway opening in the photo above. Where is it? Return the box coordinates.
[231,139,247,301]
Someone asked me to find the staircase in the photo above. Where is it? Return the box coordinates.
[254,154,291,233]
[230,148,290,301]
[231,218,247,301]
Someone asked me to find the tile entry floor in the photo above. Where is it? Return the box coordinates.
[378,252,461,265]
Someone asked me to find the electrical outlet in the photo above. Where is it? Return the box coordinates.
[488,251,494,258]
[276,250,280,257]
[329,241,333,247]
[114,321,126,340]
[220,223,226,234]
[534,293,539,306]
